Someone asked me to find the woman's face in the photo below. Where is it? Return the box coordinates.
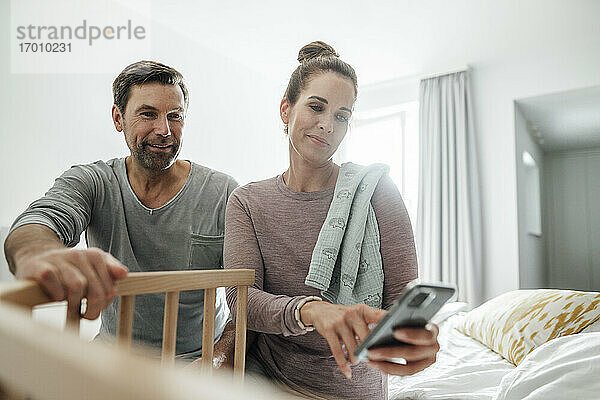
[281,71,355,166]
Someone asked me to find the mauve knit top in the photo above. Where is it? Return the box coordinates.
[224,173,417,400]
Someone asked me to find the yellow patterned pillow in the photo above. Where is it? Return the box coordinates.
[456,289,600,365]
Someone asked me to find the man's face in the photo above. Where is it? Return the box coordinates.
[113,82,185,171]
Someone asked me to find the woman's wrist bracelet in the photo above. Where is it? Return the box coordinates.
[294,296,322,331]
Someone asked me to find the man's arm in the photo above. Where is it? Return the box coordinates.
[5,224,63,275]
[5,164,129,319]
[187,322,257,370]
[212,321,236,368]
[4,224,128,319]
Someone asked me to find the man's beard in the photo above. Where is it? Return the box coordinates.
[132,141,181,171]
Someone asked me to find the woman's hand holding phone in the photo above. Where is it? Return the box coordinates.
[366,324,440,375]
[299,301,440,378]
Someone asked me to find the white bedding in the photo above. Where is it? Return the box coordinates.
[389,314,515,400]
[388,310,600,400]
[494,332,600,400]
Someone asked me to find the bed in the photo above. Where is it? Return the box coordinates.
[388,289,600,400]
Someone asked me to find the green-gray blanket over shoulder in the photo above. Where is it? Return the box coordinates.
[305,162,389,308]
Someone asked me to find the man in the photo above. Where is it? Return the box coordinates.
[4,60,237,364]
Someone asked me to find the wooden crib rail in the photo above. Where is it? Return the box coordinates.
[0,301,300,400]
[0,269,254,377]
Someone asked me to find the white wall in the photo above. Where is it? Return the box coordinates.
[514,105,546,289]
[357,79,419,112]
[0,2,287,230]
[357,46,600,301]
[0,227,12,281]
[470,52,600,299]
[544,148,600,291]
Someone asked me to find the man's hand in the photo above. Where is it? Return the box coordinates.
[211,320,237,369]
[186,321,237,370]
[17,247,128,319]
[366,324,440,376]
[5,224,128,320]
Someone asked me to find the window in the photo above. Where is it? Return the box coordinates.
[336,101,419,228]
[522,151,542,236]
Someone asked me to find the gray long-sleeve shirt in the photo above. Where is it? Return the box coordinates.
[224,174,417,400]
[10,157,238,356]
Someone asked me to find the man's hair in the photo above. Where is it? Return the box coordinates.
[112,60,189,114]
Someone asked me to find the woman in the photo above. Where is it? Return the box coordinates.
[224,41,439,399]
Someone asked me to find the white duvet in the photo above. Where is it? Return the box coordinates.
[494,332,600,400]
[389,316,600,400]
[389,314,514,400]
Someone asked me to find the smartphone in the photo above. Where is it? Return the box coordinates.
[354,281,456,362]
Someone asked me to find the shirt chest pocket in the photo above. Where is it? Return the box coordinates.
[189,233,224,270]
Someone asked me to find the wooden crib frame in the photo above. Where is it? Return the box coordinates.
[0,297,301,400]
[0,269,254,379]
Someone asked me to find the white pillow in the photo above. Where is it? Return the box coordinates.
[456,289,600,365]
[430,301,468,325]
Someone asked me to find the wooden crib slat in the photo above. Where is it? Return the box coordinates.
[117,295,134,349]
[161,291,180,365]
[233,285,248,381]
[201,288,216,372]
[115,270,254,296]
[65,301,81,334]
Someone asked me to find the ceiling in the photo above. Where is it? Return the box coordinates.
[517,86,600,151]
[119,0,600,86]
[115,0,600,151]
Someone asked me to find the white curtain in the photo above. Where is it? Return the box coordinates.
[416,71,483,306]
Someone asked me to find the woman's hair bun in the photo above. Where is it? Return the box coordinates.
[297,41,339,64]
